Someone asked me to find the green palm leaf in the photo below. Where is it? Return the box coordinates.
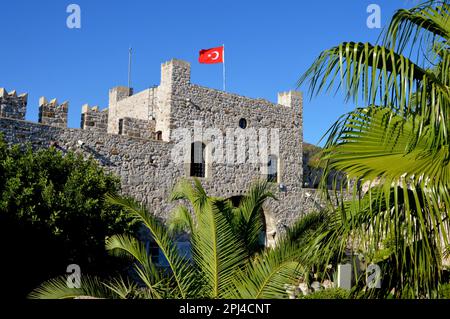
[28,275,116,299]
[227,242,304,299]
[384,1,450,53]
[233,180,277,256]
[192,198,247,298]
[106,194,197,298]
[106,234,164,298]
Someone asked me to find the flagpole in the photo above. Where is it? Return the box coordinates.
[222,44,226,91]
[128,47,132,91]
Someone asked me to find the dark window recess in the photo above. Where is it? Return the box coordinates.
[80,113,85,129]
[118,119,124,135]
[239,118,247,129]
[190,142,206,178]
[155,131,162,141]
[267,155,278,182]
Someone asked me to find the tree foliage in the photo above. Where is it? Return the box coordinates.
[0,135,136,298]
[299,0,450,298]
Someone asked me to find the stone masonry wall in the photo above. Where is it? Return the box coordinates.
[38,97,68,128]
[161,60,305,238]
[0,88,27,120]
[0,117,182,221]
[108,86,157,134]
[81,104,108,132]
[121,117,156,139]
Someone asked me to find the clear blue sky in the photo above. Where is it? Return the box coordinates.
[1,0,419,145]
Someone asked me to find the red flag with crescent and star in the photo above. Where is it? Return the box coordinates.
[199,46,224,64]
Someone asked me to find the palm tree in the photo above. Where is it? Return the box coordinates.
[168,178,276,258]
[29,179,322,299]
[299,0,450,298]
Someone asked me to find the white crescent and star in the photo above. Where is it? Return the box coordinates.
[207,51,220,60]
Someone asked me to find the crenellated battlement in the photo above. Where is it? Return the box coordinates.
[277,91,303,109]
[38,97,69,128]
[81,103,108,132]
[0,88,28,120]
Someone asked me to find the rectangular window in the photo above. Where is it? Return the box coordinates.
[80,113,85,129]
[118,119,124,135]
[267,155,278,183]
[190,142,206,178]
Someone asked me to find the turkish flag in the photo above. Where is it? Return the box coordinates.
[199,46,224,64]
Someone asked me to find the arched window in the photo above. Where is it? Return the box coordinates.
[190,142,206,178]
[155,131,162,141]
[239,118,247,129]
[267,155,278,182]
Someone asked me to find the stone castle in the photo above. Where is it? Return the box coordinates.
[0,58,323,246]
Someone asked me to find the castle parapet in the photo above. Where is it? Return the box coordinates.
[119,117,156,140]
[161,59,191,88]
[81,104,108,132]
[0,88,28,120]
[38,97,68,128]
[277,90,302,109]
[109,86,133,104]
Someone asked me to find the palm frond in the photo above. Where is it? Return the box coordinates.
[284,211,326,244]
[233,180,277,256]
[169,178,208,219]
[227,243,304,299]
[192,198,247,298]
[322,107,450,185]
[384,1,450,53]
[168,205,195,235]
[102,277,141,299]
[28,275,115,299]
[105,194,197,298]
[106,234,164,297]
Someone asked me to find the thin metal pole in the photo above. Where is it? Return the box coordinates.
[128,47,132,90]
[222,44,226,91]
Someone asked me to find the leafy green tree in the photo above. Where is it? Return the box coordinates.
[299,0,450,298]
[0,136,136,299]
[29,179,324,299]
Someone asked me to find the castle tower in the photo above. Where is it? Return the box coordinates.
[277,90,303,147]
[160,59,191,88]
[109,86,133,104]
[277,90,303,109]
[38,97,68,128]
[156,59,191,141]
[0,88,28,120]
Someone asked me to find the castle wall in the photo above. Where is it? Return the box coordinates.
[0,88,27,120]
[0,115,318,240]
[81,105,108,132]
[160,61,305,234]
[121,117,156,139]
[108,87,157,135]
[0,117,182,220]
[38,97,68,128]
[0,58,324,242]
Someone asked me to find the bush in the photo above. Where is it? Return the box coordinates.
[438,283,450,299]
[301,288,350,299]
[0,136,136,298]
